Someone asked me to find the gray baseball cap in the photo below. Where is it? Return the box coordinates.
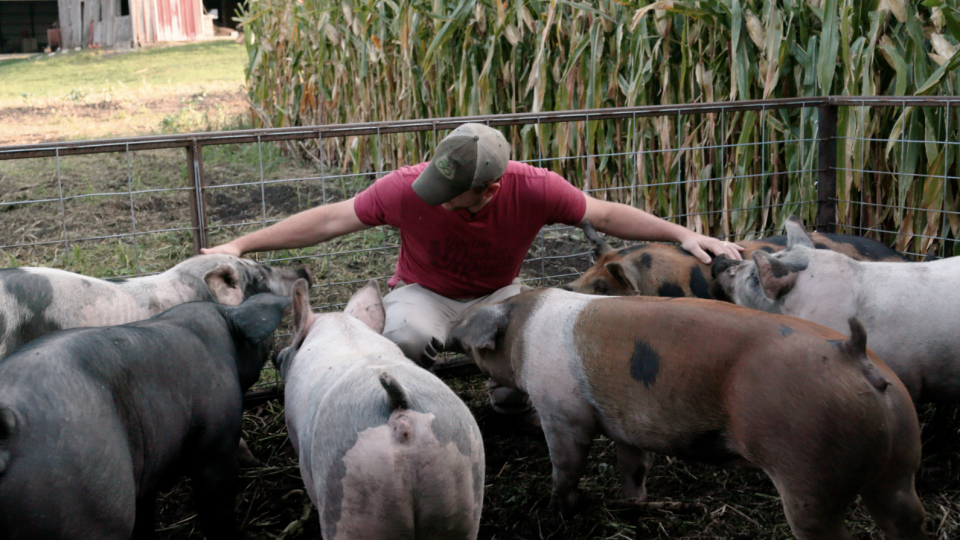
[412,123,511,205]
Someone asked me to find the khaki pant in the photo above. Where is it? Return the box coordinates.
[382,279,532,415]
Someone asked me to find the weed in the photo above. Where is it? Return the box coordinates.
[66,88,89,101]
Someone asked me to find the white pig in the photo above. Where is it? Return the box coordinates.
[713,216,960,403]
[275,280,485,540]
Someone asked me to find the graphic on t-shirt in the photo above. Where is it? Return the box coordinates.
[429,236,515,280]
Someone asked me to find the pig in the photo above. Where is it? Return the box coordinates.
[714,216,960,404]
[0,293,291,539]
[0,254,311,359]
[275,280,485,540]
[564,220,907,299]
[449,288,925,540]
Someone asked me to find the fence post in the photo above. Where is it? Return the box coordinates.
[817,105,838,233]
[186,140,209,253]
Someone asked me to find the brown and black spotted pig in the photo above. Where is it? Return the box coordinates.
[564,220,907,300]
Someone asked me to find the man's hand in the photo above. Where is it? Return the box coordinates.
[680,233,744,264]
[200,242,243,257]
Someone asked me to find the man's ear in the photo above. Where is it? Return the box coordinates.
[228,294,292,344]
[752,251,799,300]
[204,264,244,306]
[449,304,509,351]
[481,182,501,203]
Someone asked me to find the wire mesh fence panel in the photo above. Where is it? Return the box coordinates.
[4,97,960,391]
[834,101,960,260]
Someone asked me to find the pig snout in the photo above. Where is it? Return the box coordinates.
[278,265,312,289]
[711,254,740,278]
[294,266,313,288]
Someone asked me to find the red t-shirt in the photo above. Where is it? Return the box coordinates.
[353,161,587,298]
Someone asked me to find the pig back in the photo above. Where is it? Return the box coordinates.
[570,296,916,468]
[287,355,483,540]
[0,311,244,478]
[0,355,139,537]
[0,267,151,359]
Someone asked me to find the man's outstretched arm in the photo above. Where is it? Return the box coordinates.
[201,198,372,257]
[581,195,743,264]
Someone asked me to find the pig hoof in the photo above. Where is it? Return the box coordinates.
[549,492,579,517]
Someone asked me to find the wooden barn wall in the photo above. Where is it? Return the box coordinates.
[42,0,202,49]
[56,0,81,48]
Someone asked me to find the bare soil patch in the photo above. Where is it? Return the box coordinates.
[0,82,248,145]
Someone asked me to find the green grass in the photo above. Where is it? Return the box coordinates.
[0,41,245,99]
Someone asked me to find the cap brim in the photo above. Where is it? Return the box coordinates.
[412,162,469,206]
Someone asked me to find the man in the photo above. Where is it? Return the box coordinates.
[203,123,743,418]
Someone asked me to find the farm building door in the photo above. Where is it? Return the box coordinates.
[0,0,59,53]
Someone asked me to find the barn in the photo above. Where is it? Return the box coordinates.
[0,0,221,52]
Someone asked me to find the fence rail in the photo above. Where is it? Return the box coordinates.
[2,95,959,393]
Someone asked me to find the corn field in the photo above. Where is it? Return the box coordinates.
[240,0,960,255]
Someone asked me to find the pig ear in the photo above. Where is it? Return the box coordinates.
[344,281,386,334]
[204,264,245,306]
[229,294,292,344]
[605,261,642,293]
[784,216,815,249]
[581,220,613,257]
[449,304,509,351]
[752,251,798,300]
[290,279,315,349]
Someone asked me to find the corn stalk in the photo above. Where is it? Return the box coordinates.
[240,0,960,251]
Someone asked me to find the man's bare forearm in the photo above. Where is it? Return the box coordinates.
[589,204,696,244]
[203,198,370,256]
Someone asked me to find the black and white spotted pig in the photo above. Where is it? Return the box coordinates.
[564,220,906,299]
[275,280,485,540]
[0,254,310,359]
[0,293,290,539]
[714,216,960,404]
[450,288,924,540]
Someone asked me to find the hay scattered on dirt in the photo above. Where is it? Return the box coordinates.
[152,373,960,540]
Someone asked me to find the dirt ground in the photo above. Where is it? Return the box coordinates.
[0,81,248,145]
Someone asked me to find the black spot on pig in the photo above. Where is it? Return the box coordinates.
[1,269,61,344]
[629,340,659,388]
[765,235,788,246]
[760,246,775,253]
[815,243,829,250]
[657,282,685,298]
[638,253,653,269]
[689,268,711,299]
[618,244,647,257]
[823,233,908,262]
[679,430,741,465]
[779,325,794,337]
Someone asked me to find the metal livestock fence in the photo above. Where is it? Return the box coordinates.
[2,95,959,395]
